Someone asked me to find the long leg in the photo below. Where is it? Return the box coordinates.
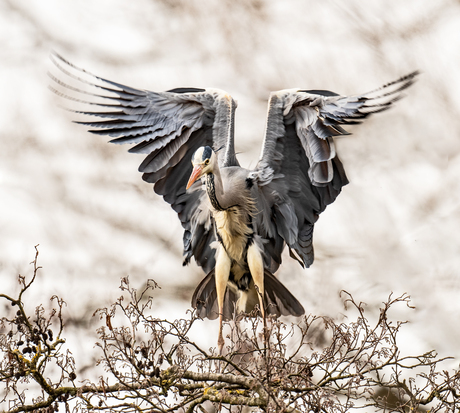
[247,243,265,319]
[215,245,231,353]
[247,242,269,348]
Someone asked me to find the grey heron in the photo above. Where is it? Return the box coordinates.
[50,53,418,351]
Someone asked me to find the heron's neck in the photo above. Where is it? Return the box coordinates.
[206,167,226,211]
[213,94,238,167]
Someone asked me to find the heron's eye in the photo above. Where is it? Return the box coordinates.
[204,159,210,166]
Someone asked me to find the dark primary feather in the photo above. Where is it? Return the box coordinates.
[303,89,340,97]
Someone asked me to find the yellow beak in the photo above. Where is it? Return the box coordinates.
[186,165,203,190]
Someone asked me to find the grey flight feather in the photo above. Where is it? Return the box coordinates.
[253,71,418,269]
[49,51,241,273]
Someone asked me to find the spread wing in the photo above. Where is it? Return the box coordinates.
[253,71,419,270]
[49,52,240,273]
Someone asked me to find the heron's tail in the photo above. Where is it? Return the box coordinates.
[191,269,305,321]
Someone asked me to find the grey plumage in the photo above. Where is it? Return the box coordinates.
[50,52,418,345]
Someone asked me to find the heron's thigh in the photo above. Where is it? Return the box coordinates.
[215,245,231,306]
[247,243,264,295]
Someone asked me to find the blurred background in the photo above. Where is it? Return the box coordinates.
[1,0,460,378]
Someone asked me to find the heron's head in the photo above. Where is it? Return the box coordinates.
[186,146,217,189]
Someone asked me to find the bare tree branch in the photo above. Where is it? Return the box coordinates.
[1,248,459,412]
